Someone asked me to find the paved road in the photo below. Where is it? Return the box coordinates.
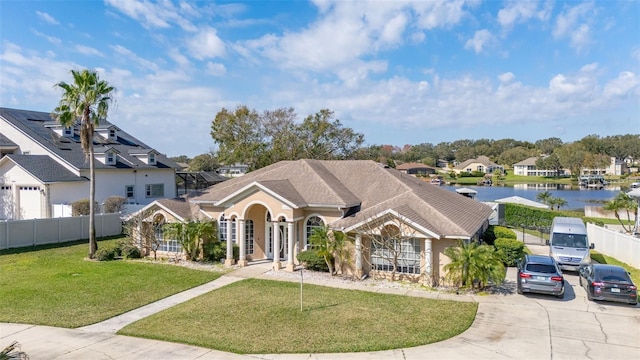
[1,245,638,359]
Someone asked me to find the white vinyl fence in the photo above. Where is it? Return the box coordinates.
[587,223,640,269]
[0,213,122,250]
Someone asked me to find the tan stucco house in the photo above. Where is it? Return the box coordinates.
[139,159,493,285]
[453,156,503,175]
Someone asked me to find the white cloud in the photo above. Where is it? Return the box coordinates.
[75,45,104,57]
[36,11,59,25]
[186,27,226,60]
[105,0,196,32]
[553,2,595,52]
[603,71,639,99]
[31,29,61,45]
[498,72,516,83]
[412,0,478,30]
[497,0,553,30]
[205,62,226,76]
[110,44,159,71]
[464,29,494,53]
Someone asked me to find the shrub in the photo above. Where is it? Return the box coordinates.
[102,196,126,213]
[482,225,515,245]
[297,249,330,272]
[120,243,141,259]
[71,199,98,216]
[203,241,226,262]
[94,247,118,261]
[494,238,525,267]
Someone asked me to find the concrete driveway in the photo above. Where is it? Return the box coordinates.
[1,250,638,359]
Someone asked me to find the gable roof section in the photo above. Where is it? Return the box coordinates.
[193,160,361,208]
[0,133,18,148]
[2,154,88,183]
[395,162,434,171]
[513,157,540,166]
[0,107,179,171]
[194,159,492,238]
[136,198,195,222]
[455,155,501,170]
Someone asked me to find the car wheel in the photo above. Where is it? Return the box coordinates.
[586,288,593,301]
[579,277,582,286]
[516,282,523,295]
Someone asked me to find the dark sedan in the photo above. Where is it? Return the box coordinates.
[579,264,637,305]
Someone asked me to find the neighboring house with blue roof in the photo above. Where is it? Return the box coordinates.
[0,107,180,220]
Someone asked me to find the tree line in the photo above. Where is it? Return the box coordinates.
[172,105,640,174]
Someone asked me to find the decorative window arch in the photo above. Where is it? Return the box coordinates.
[154,214,180,253]
[304,215,325,249]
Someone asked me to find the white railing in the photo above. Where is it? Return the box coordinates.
[0,213,122,250]
[587,223,640,269]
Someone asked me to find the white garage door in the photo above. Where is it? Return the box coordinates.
[19,185,41,219]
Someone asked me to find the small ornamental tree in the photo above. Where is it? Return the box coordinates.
[444,240,505,290]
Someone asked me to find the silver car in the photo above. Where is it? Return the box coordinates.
[517,254,565,298]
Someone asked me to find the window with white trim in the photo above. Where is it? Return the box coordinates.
[149,153,156,165]
[145,184,164,198]
[106,151,116,165]
[245,220,254,255]
[371,237,421,274]
[63,127,73,137]
[125,185,134,199]
[219,214,227,242]
[109,128,116,139]
[305,215,324,248]
[154,217,180,253]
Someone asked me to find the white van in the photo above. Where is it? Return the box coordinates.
[547,217,594,271]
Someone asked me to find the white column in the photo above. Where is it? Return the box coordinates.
[12,183,20,220]
[286,222,295,271]
[238,219,247,266]
[273,221,281,271]
[424,238,433,287]
[225,217,234,266]
[355,233,363,278]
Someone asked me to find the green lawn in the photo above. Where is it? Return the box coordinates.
[0,238,222,328]
[119,278,478,354]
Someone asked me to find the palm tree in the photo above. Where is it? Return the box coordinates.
[309,225,348,275]
[52,69,115,259]
[603,192,637,233]
[536,191,552,207]
[444,240,505,290]
[549,197,567,211]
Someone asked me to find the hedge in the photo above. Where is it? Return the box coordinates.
[494,238,525,267]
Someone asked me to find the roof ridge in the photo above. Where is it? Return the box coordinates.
[300,159,360,206]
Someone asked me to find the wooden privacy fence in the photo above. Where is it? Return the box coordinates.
[0,213,122,250]
[587,223,640,269]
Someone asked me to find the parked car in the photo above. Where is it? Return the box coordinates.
[517,254,565,298]
[579,264,638,305]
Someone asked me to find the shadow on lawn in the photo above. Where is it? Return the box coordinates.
[0,236,122,255]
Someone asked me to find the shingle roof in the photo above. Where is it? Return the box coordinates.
[513,157,540,166]
[0,107,179,171]
[3,155,88,183]
[395,162,434,171]
[193,159,492,238]
[0,133,18,148]
[455,155,501,170]
[155,198,195,221]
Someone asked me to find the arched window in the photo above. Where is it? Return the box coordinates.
[219,214,227,242]
[154,215,180,253]
[245,219,254,255]
[305,215,324,248]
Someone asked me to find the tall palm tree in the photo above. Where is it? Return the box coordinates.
[536,191,552,207]
[52,69,115,259]
[604,191,637,233]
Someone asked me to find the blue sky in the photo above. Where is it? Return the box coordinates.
[1,0,639,158]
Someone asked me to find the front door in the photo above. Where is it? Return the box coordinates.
[265,222,288,260]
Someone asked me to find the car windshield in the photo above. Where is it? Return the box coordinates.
[552,233,588,248]
[596,269,631,283]
[526,264,557,274]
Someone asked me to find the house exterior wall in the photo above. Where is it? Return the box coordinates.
[82,168,176,205]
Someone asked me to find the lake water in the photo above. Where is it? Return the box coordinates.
[442,184,624,210]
